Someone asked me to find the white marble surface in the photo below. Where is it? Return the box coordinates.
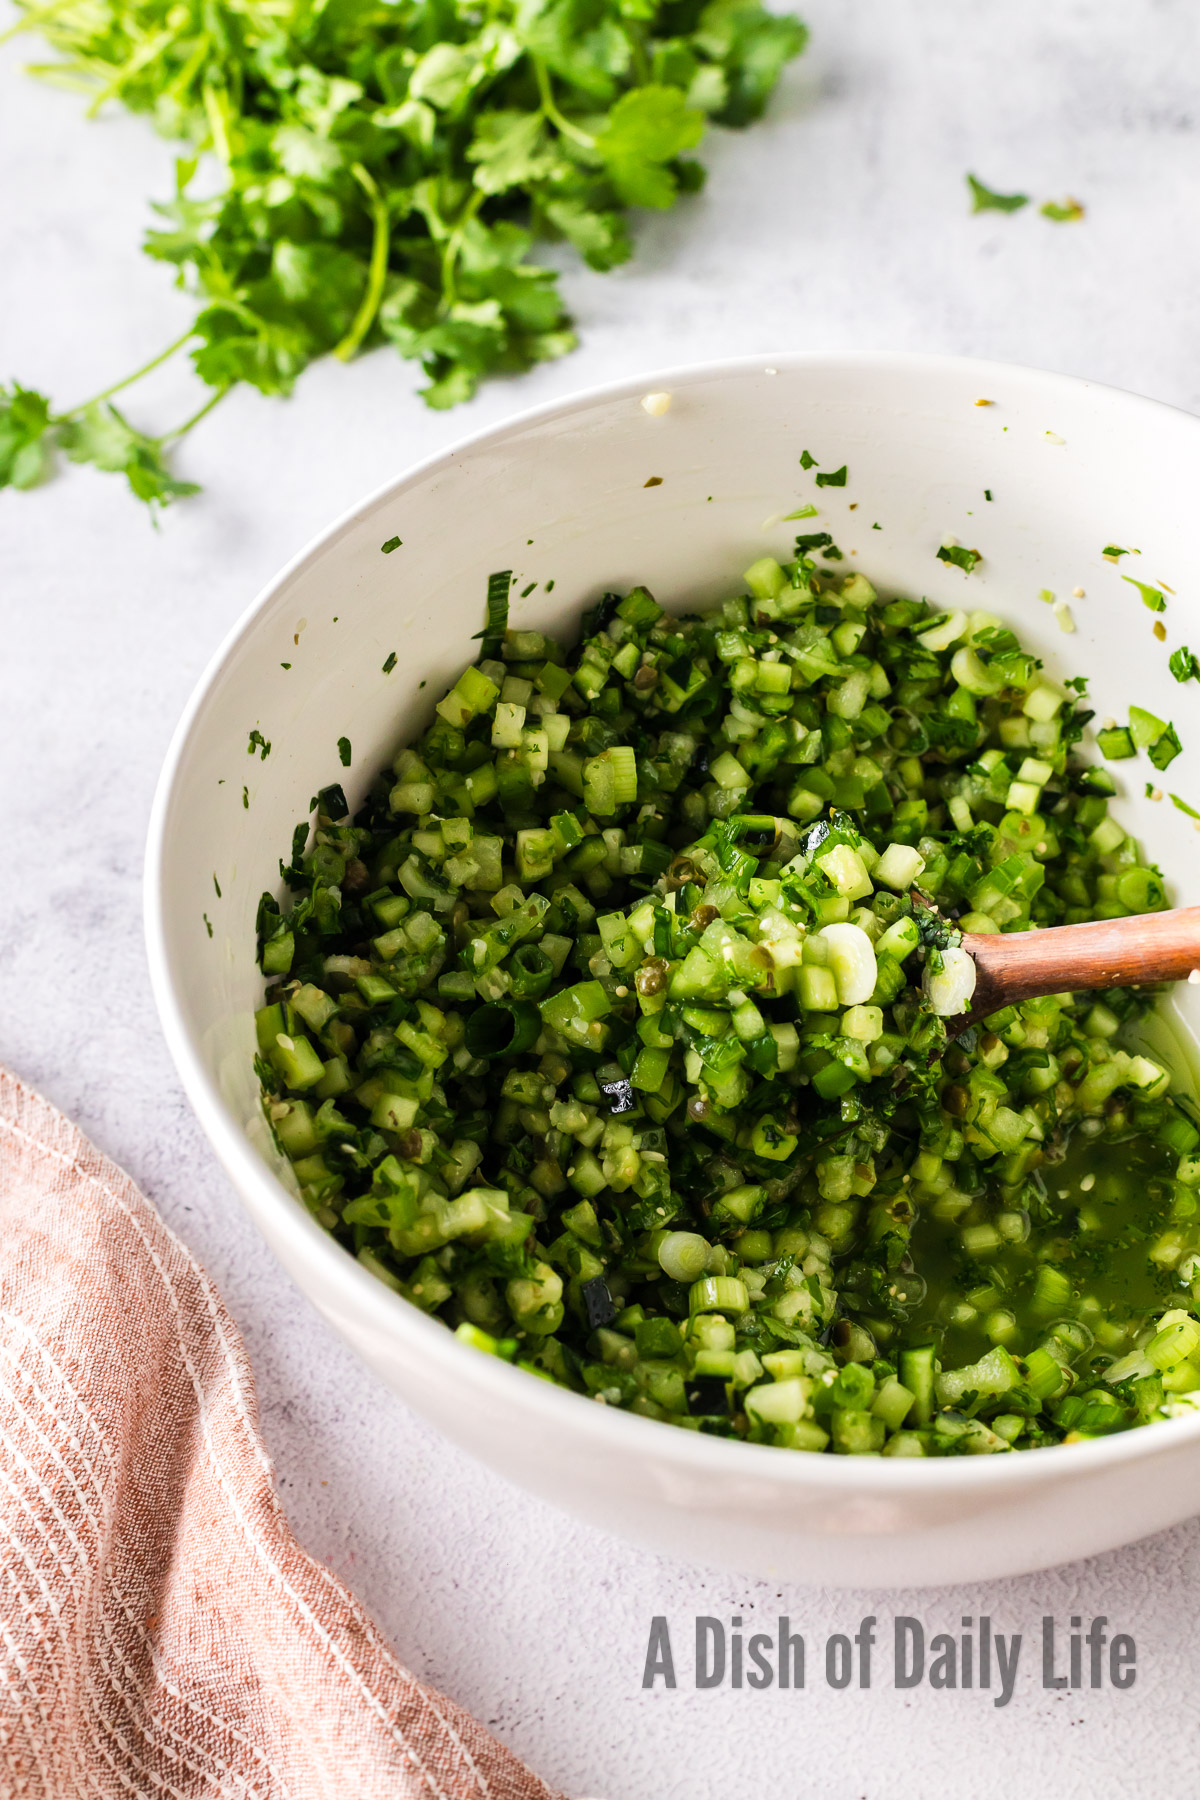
[4,3,1200,1795]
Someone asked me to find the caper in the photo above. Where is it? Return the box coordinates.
[635,958,668,996]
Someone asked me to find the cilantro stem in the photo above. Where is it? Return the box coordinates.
[533,57,596,149]
[161,382,230,443]
[55,327,195,418]
[165,33,211,103]
[85,24,180,118]
[202,79,233,165]
[335,164,391,363]
[628,25,652,86]
[0,0,77,46]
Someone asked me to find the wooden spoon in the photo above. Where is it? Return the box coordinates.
[950,906,1200,1027]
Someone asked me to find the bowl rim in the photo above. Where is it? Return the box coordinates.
[145,346,1200,1495]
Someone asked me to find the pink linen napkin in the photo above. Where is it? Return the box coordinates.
[0,1069,566,1800]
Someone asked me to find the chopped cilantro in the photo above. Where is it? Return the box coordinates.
[1041,198,1085,223]
[546,580,555,592]
[1123,575,1166,612]
[984,489,993,501]
[871,522,882,530]
[937,543,982,574]
[337,737,352,767]
[212,874,221,897]
[967,174,1029,214]
[800,451,818,469]
[381,537,402,555]
[521,582,537,597]
[794,532,834,553]
[247,729,271,760]
[815,464,847,488]
[242,786,249,809]
[644,476,664,488]
[280,662,291,670]
[382,652,397,674]
[1169,646,1198,683]
[1149,723,1183,772]
[203,913,213,938]
[1103,545,1128,560]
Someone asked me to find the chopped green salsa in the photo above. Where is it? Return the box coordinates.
[254,541,1200,1458]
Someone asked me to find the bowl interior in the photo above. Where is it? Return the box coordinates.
[150,352,1200,1464]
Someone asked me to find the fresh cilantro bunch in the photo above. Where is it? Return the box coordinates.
[2,0,806,513]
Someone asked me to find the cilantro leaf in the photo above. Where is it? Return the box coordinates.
[0,382,55,491]
[937,543,982,574]
[542,195,631,271]
[467,112,563,196]
[57,402,200,514]
[924,714,979,754]
[1169,646,1198,683]
[967,174,1029,214]
[1122,575,1166,612]
[1149,723,1183,772]
[594,85,706,209]
[814,464,847,488]
[690,0,809,127]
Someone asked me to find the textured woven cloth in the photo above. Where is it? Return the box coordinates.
[0,1070,565,1800]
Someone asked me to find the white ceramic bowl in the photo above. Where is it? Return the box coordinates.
[147,352,1200,1586]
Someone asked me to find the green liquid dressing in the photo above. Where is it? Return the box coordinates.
[903,1130,1181,1371]
[902,999,1200,1373]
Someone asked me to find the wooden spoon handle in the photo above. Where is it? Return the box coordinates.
[963,906,1200,1017]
